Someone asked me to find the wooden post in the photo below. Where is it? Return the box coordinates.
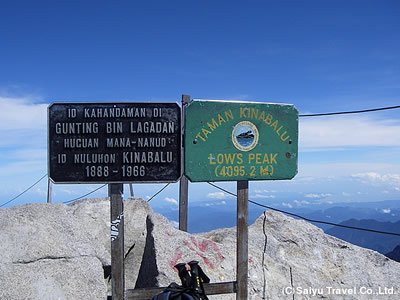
[179,94,190,232]
[237,180,248,300]
[179,176,188,231]
[109,183,124,300]
[129,184,134,198]
[47,177,52,203]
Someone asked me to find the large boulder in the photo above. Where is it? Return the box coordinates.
[0,197,151,299]
[1,197,400,299]
[0,201,109,299]
[139,210,400,299]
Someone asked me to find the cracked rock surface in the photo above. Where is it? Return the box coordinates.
[1,198,400,299]
[0,197,151,299]
[0,201,110,299]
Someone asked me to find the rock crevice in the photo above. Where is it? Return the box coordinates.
[1,198,400,300]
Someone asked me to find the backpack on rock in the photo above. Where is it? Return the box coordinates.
[151,261,210,300]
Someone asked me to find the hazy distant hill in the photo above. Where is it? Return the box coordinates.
[300,205,400,231]
[157,199,400,234]
[386,245,400,262]
[159,204,266,233]
[325,219,400,254]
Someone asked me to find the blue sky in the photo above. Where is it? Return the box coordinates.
[0,0,399,211]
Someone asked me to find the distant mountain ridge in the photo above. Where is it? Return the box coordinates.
[156,199,400,233]
[386,245,400,262]
[325,219,400,254]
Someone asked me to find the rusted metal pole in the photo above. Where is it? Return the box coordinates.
[237,180,248,300]
[179,94,190,232]
[129,184,134,198]
[47,177,52,203]
[109,183,124,300]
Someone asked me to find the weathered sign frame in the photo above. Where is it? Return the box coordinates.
[48,102,182,184]
[184,99,299,182]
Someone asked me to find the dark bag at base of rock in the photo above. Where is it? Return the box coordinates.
[151,261,210,300]
[151,283,203,300]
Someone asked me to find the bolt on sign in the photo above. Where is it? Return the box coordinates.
[184,100,298,182]
[48,102,181,183]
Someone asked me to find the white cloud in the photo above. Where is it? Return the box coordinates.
[352,172,400,189]
[304,193,332,198]
[254,189,277,193]
[253,194,276,199]
[164,197,178,205]
[0,97,47,130]
[207,192,233,199]
[282,202,293,208]
[204,200,227,207]
[293,200,310,206]
[0,97,48,176]
[299,115,400,150]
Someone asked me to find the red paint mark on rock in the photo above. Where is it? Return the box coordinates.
[190,236,224,262]
[184,240,214,269]
[169,249,183,272]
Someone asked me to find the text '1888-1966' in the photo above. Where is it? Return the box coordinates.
[48,103,181,183]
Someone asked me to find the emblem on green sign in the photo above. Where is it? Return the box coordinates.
[184,100,298,182]
[232,121,259,152]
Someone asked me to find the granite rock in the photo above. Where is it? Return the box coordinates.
[1,198,400,300]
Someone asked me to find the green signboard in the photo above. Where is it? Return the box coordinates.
[184,100,298,182]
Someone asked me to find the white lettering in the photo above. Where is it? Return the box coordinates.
[55,122,99,134]
[64,138,99,148]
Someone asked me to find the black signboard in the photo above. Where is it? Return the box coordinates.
[48,102,181,183]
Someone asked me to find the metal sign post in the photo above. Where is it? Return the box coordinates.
[109,183,124,300]
[47,177,53,203]
[179,94,191,232]
[237,180,248,300]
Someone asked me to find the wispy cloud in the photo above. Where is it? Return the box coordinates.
[254,189,277,193]
[164,197,178,205]
[281,202,293,209]
[304,193,332,199]
[352,172,400,190]
[204,200,227,207]
[293,200,310,206]
[299,115,400,151]
[0,97,47,130]
[0,96,48,176]
[207,192,233,199]
[253,194,276,199]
